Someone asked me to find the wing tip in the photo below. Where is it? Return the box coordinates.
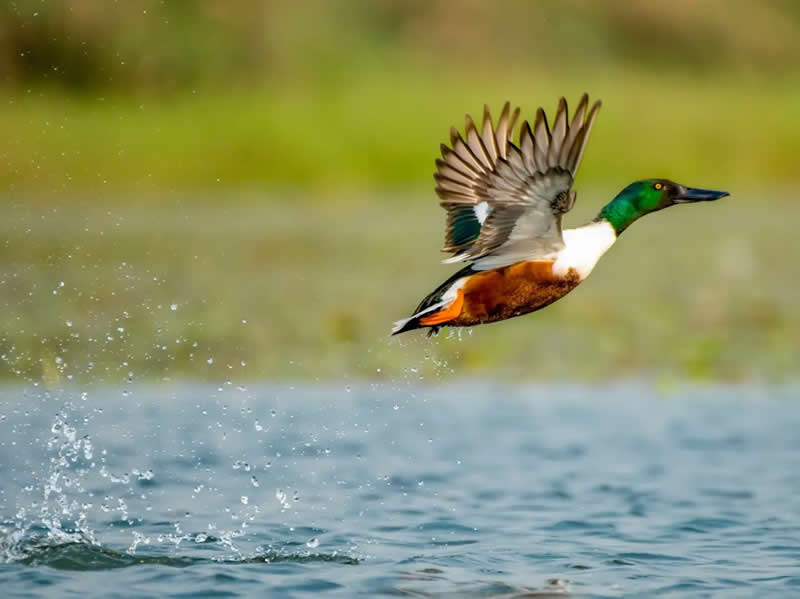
[464,113,478,134]
[449,127,459,145]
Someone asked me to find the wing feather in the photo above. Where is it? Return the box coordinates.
[558,93,588,165]
[505,144,530,182]
[434,175,475,198]
[438,146,477,177]
[519,121,536,174]
[435,95,602,264]
[450,132,486,175]
[533,108,550,173]
[494,102,511,160]
[465,115,492,170]
[435,160,474,187]
[481,105,499,164]
[568,99,602,174]
[548,97,568,168]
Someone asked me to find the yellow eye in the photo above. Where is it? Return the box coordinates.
[654,182,663,190]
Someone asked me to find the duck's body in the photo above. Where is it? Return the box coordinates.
[408,221,615,329]
[392,95,728,336]
[417,260,580,328]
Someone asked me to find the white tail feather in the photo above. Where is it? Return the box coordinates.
[391,317,413,334]
[392,277,468,334]
[391,300,448,334]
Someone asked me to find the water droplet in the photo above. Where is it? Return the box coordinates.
[170,303,178,311]
[134,469,154,481]
[65,320,72,327]
[306,537,320,549]
[275,489,290,509]
[250,475,259,488]
[207,357,214,365]
[240,495,249,505]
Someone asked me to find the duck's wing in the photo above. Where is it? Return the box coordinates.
[435,94,601,269]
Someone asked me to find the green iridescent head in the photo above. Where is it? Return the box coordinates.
[598,179,729,235]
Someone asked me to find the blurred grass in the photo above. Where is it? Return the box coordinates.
[2,70,800,190]
[1,190,797,385]
[1,1,800,189]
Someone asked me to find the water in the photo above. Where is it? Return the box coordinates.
[1,383,799,597]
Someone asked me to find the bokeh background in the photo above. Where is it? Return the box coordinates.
[1,0,798,384]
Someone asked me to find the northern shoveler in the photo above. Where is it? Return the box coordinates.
[392,94,728,336]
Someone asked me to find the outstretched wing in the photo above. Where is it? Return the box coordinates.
[434,94,601,269]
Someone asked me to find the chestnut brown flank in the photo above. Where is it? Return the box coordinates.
[445,261,581,327]
[420,288,464,326]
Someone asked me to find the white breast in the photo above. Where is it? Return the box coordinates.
[553,221,617,280]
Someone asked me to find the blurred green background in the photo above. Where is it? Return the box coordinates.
[1,0,798,384]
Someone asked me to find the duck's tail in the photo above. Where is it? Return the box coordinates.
[390,315,426,336]
[390,265,474,336]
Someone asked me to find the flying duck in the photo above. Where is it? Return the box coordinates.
[392,94,728,336]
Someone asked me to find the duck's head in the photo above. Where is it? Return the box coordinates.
[599,179,729,235]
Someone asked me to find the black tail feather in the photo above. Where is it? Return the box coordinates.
[390,265,474,336]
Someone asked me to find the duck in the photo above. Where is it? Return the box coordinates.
[391,94,728,336]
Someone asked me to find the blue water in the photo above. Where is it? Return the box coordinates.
[1,383,799,597]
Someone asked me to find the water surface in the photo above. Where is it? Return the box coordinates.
[1,383,799,597]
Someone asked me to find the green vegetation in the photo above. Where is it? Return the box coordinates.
[1,192,796,385]
[1,1,799,189]
[2,73,800,190]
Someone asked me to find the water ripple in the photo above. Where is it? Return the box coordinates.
[1,383,799,597]
[8,539,358,570]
